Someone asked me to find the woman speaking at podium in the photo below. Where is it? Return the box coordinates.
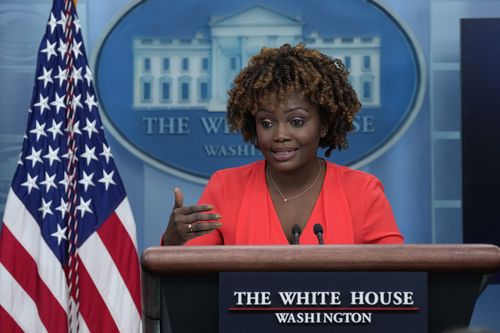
[162,43,403,246]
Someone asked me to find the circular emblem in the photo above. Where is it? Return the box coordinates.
[94,0,425,183]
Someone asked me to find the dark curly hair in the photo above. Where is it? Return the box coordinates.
[226,43,361,157]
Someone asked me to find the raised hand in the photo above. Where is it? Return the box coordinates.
[162,187,222,245]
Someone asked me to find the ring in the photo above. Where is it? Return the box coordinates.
[187,223,193,233]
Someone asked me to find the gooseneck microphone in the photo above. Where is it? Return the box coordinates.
[291,224,301,245]
[313,223,324,245]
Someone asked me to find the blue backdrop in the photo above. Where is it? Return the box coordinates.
[0,0,499,330]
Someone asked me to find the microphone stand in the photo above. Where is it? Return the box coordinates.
[314,223,324,245]
[291,224,301,245]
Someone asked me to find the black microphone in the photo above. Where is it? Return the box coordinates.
[313,223,324,245]
[291,224,301,245]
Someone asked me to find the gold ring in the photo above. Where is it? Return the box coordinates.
[188,223,193,233]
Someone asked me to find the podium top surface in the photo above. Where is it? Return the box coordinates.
[141,244,500,275]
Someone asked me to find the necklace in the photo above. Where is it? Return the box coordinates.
[268,160,322,202]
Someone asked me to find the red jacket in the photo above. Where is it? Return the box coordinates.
[186,160,403,245]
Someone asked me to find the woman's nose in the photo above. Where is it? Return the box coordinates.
[274,123,290,142]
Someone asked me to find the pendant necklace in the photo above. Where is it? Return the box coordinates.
[268,160,322,202]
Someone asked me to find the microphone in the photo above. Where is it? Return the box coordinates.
[291,224,301,245]
[313,223,324,245]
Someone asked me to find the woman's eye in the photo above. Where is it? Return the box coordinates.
[261,120,273,128]
[291,118,305,127]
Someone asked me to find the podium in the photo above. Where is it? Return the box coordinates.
[141,245,500,333]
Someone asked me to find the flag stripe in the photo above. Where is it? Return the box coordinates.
[3,189,68,311]
[0,305,25,333]
[0,263,48,333]
[80,231,142,332]
[115,197,139,249]
[98,208,141,313]
[0,226,67,332]
[77,257,121,333]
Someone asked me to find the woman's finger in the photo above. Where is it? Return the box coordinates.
[188,221,222,234]
[173,212,221,226]
[173,187,184,209]
[174,204,215,216]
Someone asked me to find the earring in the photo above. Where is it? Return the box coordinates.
[320,130,326,138]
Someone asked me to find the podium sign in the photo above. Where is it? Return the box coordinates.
[220,272,427,333]
[141,245,500,333]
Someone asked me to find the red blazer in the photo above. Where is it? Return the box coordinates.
[186,160,403,245]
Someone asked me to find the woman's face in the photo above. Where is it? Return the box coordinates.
[255,92,325,173]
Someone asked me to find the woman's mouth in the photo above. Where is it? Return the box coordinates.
[271,148,298,161]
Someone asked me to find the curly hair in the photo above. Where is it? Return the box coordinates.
[226,43,361,157]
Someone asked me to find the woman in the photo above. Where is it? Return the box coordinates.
[162,43,403,246]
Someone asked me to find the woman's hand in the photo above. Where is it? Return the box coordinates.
[162,187,222,245]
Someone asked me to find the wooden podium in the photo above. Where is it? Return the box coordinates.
[141,245,500,333]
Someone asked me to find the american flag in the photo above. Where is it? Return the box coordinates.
[0,0,142,332]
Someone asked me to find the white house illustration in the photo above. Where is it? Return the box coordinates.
[132,4,381,111]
